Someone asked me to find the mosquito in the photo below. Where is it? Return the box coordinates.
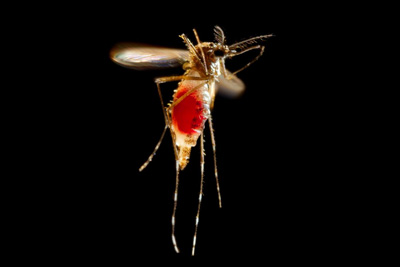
[110,26,273,255]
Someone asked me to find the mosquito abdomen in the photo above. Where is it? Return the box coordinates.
[171,76,211,170]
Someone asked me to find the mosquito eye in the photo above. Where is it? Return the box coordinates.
[214,49,225,57]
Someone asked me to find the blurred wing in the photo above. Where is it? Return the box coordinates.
[110,43,189,70]
[216,71,246,98]
[111,44,245,98]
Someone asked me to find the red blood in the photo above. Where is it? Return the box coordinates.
[172,86,206,135]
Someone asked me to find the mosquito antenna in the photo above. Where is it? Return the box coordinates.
[193,28,208,75]
[214,25,226,45]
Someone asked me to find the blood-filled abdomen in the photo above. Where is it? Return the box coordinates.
[171,78,210,170]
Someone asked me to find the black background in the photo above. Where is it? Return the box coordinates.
[19,2,362,264]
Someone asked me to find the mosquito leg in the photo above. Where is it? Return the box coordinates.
[227,45,265,79]
[141,75,202,170]
[154,79,180,168]
[179,34,204,71]
[154,75,207,133]
[166,80,209,112]
[151,76,209,254]
[165,78,208,255]
[153,79,182,253]
[171,158,180,253]
[227,34,273,78]
[192,132,205,256]
[139,125,168,172]
[193,28,208,75]
[208,115,222,208]
[156,75,208,118]
[138,76,183,171]
[155,75,206,84]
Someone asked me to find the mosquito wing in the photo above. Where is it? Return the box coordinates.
[216,71,246,98]
[110,43,245,98]
[110,43,189,70]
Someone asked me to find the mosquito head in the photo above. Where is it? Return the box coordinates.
[181,26,274,77]
[213,25,274,59]
[211,43,229,58]
[204,43,229,61]
[213,48,225,57]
